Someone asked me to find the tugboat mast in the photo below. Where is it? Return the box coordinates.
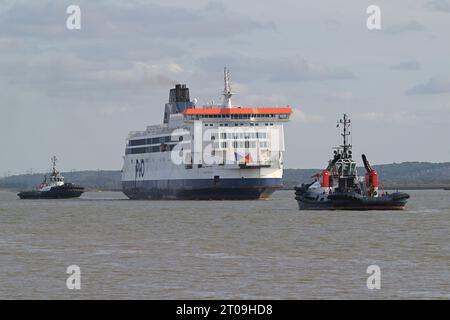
[338,113,352,157]
[51,156,58,175]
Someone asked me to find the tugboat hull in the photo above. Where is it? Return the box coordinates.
[295,191,409,211]
[328,192,409,210]
[18,185,84,199]
[296,199,334,210]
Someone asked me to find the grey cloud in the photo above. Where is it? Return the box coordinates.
[269,58,356,82]
[324,19,341,32]
[0,0,15,14]
[0,48,181,101]
[3,1,271,103]
[325,91,353,102]
[73,39,187,62]
[0,0,274,40]
[84,1,275,39]
[0,1,68,38]
[426,0,450,12]
[390,60,421,71]
[204,0,226,14]
[406,75,450,95]
[89,62,179,88]
[198,55,356,83]
[353,112,420,125]
[385,20,425,35]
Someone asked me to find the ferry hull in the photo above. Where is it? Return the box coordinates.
[122,178,281,200]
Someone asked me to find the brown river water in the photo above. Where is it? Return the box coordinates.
[0,189,449,299]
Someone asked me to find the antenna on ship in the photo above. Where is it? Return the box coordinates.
[222,66,233,108]
[337,114,352,157]
[51,156,58,175]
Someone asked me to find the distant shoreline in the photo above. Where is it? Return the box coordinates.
[0,185,450,192]
[1,163,450,192]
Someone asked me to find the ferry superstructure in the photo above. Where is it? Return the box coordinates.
[121,68,292,200]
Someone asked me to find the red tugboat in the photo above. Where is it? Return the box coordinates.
[294,114,410,210]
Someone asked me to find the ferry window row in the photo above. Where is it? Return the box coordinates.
[215,141,269,149]
[218,132,267,140]
[188,114,283,120]
[128,135,184,146]
[204,123,274,127]
[125,144,176,154]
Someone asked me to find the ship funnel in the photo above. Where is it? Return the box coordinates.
[169,84,190,104]
[164,84,194,123]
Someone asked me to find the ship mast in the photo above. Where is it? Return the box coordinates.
[222,67,233,108]
[51,156,58,175]
[338,114,352,157]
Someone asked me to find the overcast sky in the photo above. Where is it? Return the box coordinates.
[1,0,450,174]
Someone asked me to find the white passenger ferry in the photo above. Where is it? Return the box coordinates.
[121,68,292,199]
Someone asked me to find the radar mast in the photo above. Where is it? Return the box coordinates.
[337,113,352,158]
[51,156,58,175]
[222,67,233,108]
